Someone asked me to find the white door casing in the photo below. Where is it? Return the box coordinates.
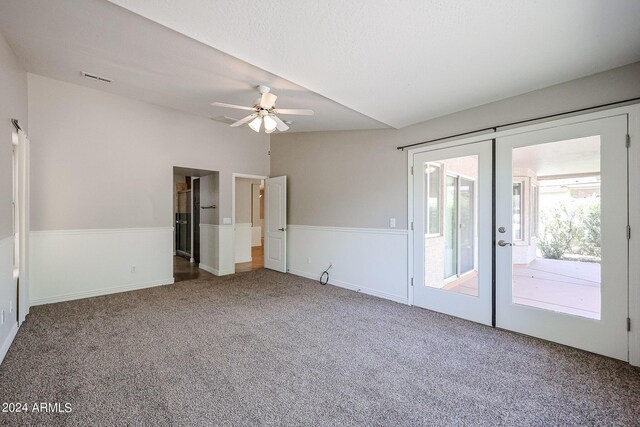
[495,114,629,361]
[264,176,287,273]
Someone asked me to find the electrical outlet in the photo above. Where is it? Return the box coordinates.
[389,217,396,228]
[307,257,311,264]
[131,265,136,273]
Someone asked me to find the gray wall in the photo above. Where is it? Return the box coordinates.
[200,173,219,225]
[0,33,27,239]
[235,178,261,224]
[28,74,270,231]
[235,178,252,224]
[271,62,640,229]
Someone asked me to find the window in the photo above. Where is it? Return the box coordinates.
[530,184,538,238]
[512,182,523,240]
[425,163,441,236]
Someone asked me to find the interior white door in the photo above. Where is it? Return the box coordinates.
[264,176,287,273]
[495,115,628,360]
[412,140,493,325]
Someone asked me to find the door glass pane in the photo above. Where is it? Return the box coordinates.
[512,183,523,240]
[444,175,458,279]
[512,136,601,319]
[459,178,475,274]
[425,164,441,235]
[424,155,479,296]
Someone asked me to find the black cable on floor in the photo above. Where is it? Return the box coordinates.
[320,264,332,285]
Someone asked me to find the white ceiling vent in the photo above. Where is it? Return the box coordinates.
[81,71,113,83]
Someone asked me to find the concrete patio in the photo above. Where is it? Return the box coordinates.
[447,258,601,319]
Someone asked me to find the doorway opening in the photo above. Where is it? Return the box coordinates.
[234,176,265,273]
[172,167,218,283]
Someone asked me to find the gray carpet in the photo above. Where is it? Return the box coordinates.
[1,269,639,426]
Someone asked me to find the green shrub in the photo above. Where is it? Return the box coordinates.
[537,197,601,260]
[538,202,582,259]
[579,199,601,257]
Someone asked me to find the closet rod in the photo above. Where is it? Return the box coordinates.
[396,96,640,151]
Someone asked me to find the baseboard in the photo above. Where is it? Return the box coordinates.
[0,322,19,365]
[30,277,174,306]
[288,268,408,305]
[199,263,219,276]
[199,263,235,276]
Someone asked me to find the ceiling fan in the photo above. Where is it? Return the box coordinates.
[211,85,314,133]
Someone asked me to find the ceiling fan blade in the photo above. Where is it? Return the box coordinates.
[260,93,278,109]
[274,108,314,116]
[271,114,290,132]
[211,102,255,111]
[230,114,257,127]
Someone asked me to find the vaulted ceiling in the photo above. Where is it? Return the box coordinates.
[2,0,640,132]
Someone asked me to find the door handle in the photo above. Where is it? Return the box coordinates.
[498,240,512,247]
[278,228,286,231]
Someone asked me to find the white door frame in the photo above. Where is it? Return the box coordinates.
[407,103,640,366]
[231,173,268,274]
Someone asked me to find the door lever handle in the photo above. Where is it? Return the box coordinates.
[278,227,286,231]
[498,240,512,247]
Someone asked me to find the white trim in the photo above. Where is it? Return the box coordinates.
[287,224,409,236]
[0,322,19,365]
[30,227,174,236]
[628,104,640,366]
[199,224,233,230]
[288,268,408,305]
[30,278,174,306]
[407,105,635,156]
[198,263,235,276]
[198,263,218,276]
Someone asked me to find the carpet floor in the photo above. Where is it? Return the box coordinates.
[1,269,639,426]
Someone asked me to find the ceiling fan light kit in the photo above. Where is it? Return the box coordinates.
[211,85,314,133]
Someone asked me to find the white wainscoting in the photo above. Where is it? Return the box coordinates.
[251,226,262,247]
[234,223,252,263]
[29,227,174,305]
[0,235,18,364]
[199,224,219,274]
[199,224,235,276]
[286,225,409,304]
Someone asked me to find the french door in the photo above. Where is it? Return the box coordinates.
[412,140,493,325]
[412,114,629,360]
[495,115,628,360]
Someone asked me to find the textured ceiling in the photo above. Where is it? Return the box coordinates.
[0,0,386,133]
[108,0,640,128]
[2,1,639,133]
